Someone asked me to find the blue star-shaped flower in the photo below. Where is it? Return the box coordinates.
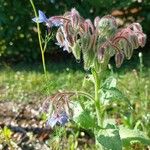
[32,10,48,23]
[32,10,63,28]
[46,111,68,128]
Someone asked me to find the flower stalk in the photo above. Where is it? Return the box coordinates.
[30,0,47,77]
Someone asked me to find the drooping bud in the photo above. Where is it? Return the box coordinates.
[137,33,146,48]
[84,19,94,34]
[70,8,80,29]
[130,34,139,49]
[98,47,105,63]
[83,52,94,70]
[80,32,89,48]
[72,40,81,60]
[94,16,100,27]
[124,44,133,60]
[118,39,133,60]
[56,29,65,47]
[115,51,124,68]
[130,23,142,32]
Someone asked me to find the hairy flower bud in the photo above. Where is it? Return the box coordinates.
[84,19,94,34]
[98,15,117,38]
[115,51,124,68]
[130,23,142,32]
[137,33,146,48]
[72,40,81,60]
[130,34,139,49]
[83,53,94,70]
[70,8,80,29]
[98,47,105,63]
[56,30,65,47]
[118,39,132,60]
[94,16,100,27]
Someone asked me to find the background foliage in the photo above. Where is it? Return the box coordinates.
[0,0,150,62]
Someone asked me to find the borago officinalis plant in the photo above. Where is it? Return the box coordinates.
[30,3,150,149]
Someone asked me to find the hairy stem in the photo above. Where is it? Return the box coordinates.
[92,68,102,127]
[92,68,104,150]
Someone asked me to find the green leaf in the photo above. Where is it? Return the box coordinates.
[74,110,95,129]
[101,87,131,106]
[119,126,150,146]
[73,105,95,129]
[97,124,122,150]
[102,76,117,89]
[105,87,126,100]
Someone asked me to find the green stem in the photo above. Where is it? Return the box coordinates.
[75,91,94,101]
[41,51,47,77]
[30,0,47,76]
[92,68,104,150]
[92,68,102,127]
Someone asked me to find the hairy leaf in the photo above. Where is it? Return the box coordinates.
[97,124,122,150]
[119,126,150,146]
[101,87,131,106]
[73,108,95,129]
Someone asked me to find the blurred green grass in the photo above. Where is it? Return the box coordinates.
[0,61,85,102]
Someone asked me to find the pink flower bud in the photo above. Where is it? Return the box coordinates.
[56,30,65,46]
[115,51,124,68]
[94,16,100,27]
[84,19,94,34]
[130,34,139,49]
[118,38,133,60]
[70,8,80,28]
[130,23,142,32]
[98,47,105,62]
[137,33,146,48]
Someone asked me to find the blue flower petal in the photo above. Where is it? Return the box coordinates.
[32,10,48,23]
[46,117,58,128]
[38,10,48,22]
[58,112,68,125]
[32,17,45,23]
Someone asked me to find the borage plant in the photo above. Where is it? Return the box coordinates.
[31,5,150,150]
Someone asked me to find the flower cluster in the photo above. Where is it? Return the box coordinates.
[33,9,146,70]
[42,92,74,128]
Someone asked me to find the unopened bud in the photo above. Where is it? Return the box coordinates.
[118,39,133,60]
[115,52,124,68]
[72,40,81,60]
[56,30,65,46]
[85,19,94,33]
[130,35,139,49]
[94,16,100,27]
[70,8,80,29]
[98,15,117,37]
[98,47,105,62]
[138,34,146,48]
[130,23,142,32]
[83,50,94,70]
